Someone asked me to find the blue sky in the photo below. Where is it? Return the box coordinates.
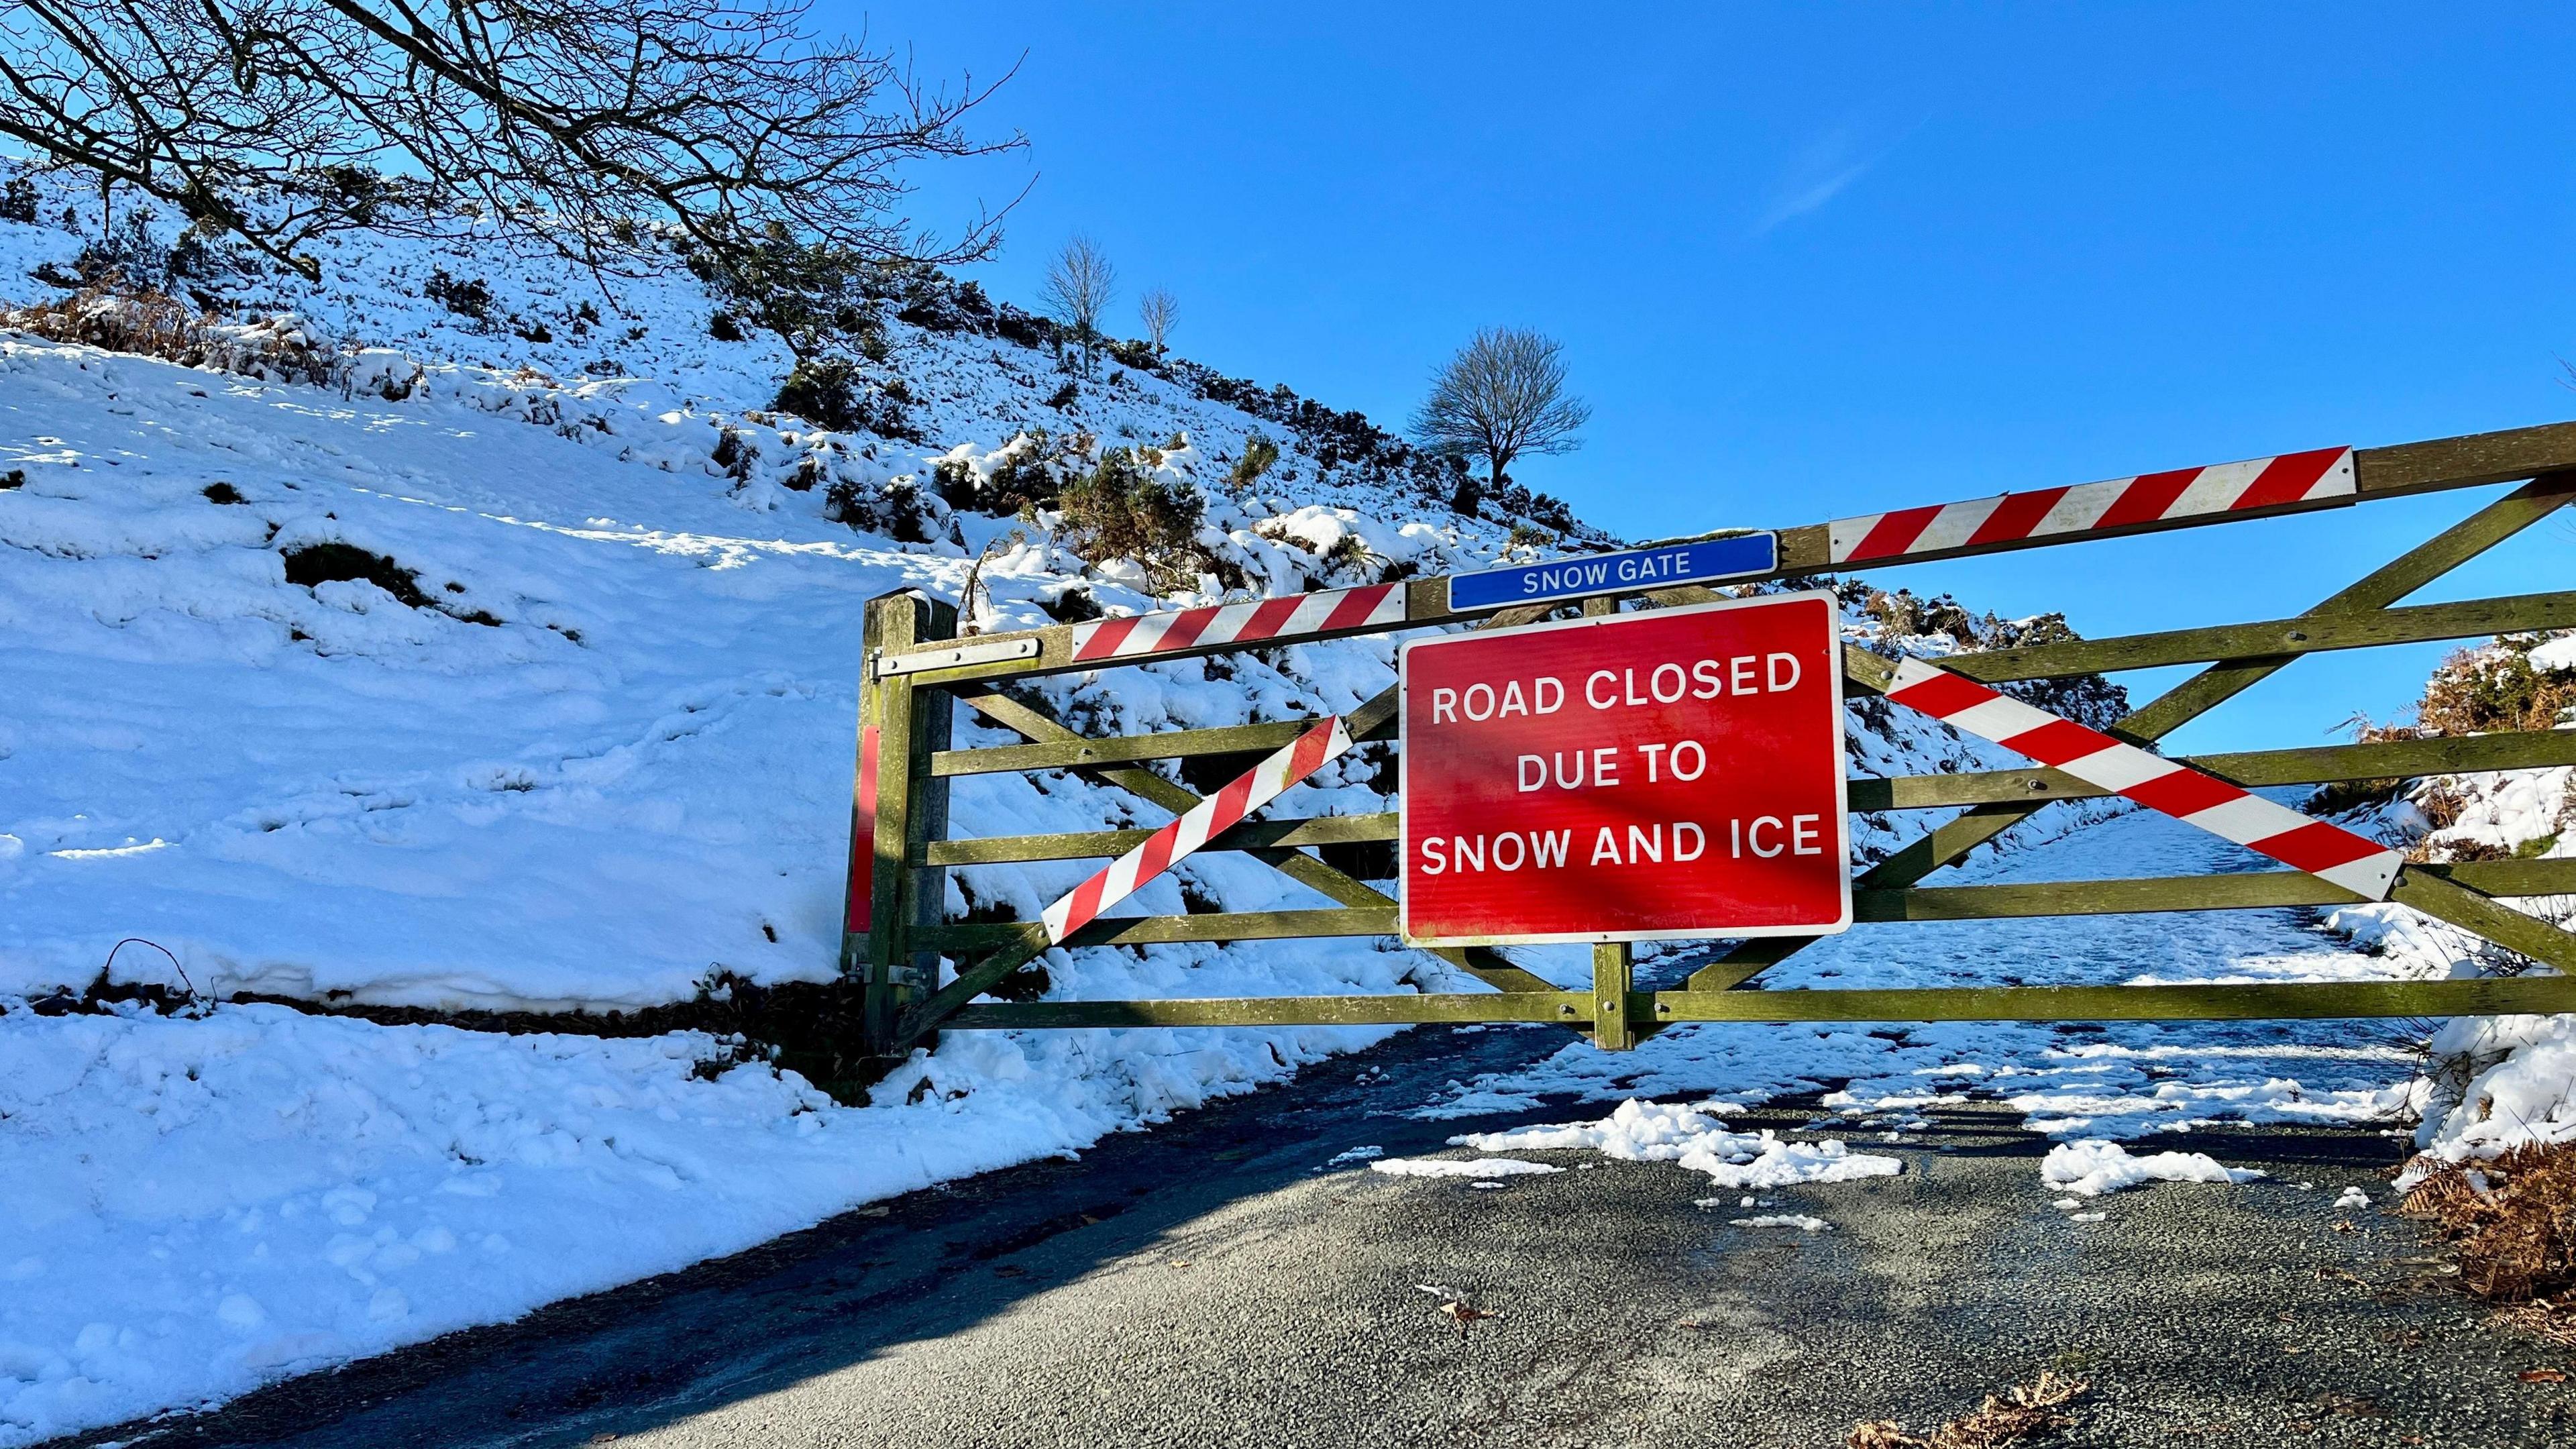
[845,3,2575,754]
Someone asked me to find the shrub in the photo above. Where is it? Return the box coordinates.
[1324,532,1377,576]
[422,269,491,319]
[1037,584,1102,624]
[771,357,918,440]
[0,176,34,225]
[824,474,936,543]
[1057,447,1209,592]
[709,428,757,481]
[772,357,861,430]
[3,284,348,389]
[1045,380,1079,411]
[880,480,930,543]
[1228,431,1280,492]
[2417,633,2576,736]
[281,542,431,608]
[202,482,244,504]
[930,455,979,511]
[958,429,1090,516]
[708,311,747,341]
[1505,522,1553,553]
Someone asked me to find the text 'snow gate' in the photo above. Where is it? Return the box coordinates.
[843,423,2576,1060]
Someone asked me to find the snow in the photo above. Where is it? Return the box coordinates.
[1727,1214,1831,1232]
[0,1002,1200,1443]
[2040,1139,2265,1197]
[1368,1157,1563,1179]
[1448,1099,1903,1189]
[2334,1186,2371,1210]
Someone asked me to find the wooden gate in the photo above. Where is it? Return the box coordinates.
[843,423,2576,1059]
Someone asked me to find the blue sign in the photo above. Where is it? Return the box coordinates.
[1447,533,1779,611]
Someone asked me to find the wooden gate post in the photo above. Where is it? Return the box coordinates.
[1592,943,1635,1051]
[849,592,957,1059]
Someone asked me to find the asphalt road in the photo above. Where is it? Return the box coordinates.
[76,1022,2576,1449]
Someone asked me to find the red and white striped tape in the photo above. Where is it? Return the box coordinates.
[1881,658,2401,900]
[1068,583,1407,665]
[1040,716,1357,943]
[1829,447,2355,566]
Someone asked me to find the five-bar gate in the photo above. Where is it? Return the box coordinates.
[843,423,2576,1061]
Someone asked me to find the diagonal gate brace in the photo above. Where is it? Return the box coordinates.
[1875,655,2404,899]
[1042,717,1356,941]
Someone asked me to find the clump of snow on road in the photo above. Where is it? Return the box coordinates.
[1448,1097,1727,1159]
[1448,1098,1902,1189]
[1725,1214,1831,1231]
[2040,1139,2264,1197]
[2334,1185,2371,1210]
[1369,1157,1563,1179]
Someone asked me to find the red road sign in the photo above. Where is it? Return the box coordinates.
[1398,592,1851,946]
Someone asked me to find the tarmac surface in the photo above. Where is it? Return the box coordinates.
[70,1022,2576,1449]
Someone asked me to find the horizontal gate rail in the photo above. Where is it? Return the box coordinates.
[1937,588,2576,685]
[930,716,1391,778]
[915,859,2576,954]
[839,425,2576,1061]
[941,975,2576,1032]
[920,727,2576,867]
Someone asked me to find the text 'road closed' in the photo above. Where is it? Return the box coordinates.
[1397,592,1851,945]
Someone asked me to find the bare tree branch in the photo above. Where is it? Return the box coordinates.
[1136,284,1175,357]
[1037,232,1112,378]
[1409,326,1589,515]
[0,1,1025,280]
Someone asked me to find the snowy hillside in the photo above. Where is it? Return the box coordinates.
[4,168,2536,1444]
[0,176,2108,1442]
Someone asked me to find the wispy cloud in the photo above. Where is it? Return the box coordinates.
[1754,125,1886,234]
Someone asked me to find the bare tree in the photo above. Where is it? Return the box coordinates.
[0,1,1024,280]
[1136,285,1176,357]
[1409,326,1590,515]
[1038,233,1114,377]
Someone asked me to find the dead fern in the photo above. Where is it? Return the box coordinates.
[2402,1140,2576,1305]
[1847,1372,2090,1449]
